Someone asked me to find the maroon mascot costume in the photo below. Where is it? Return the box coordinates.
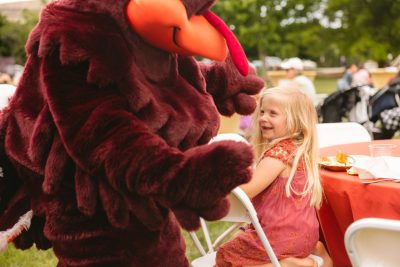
[0,0,264,266]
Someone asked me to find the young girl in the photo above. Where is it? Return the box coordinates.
[216,87,332,267]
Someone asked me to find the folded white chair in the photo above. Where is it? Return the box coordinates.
[0,84,16,109]
[188,133,323,267]
[345,218,400,267]
[189,187,281,267]
[209,133,248,143]
[317,122,371,148]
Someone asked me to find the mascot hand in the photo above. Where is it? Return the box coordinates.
[203,56,264,116]
[171,198,230,230]
[13,216,51,250]
[163,140,253,230]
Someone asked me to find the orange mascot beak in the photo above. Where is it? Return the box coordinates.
[126,0,248,76]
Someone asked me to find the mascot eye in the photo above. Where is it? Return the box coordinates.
[172,27,181,47]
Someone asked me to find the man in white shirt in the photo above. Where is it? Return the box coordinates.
[278,57,317,104]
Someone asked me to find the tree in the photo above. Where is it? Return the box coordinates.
[324,0,400,66]
[212,0,322,64]
[0,9,39,64]
[1,0,399,67]
[212,0,400,67]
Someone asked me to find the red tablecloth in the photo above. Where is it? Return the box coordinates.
[318,140,400,267]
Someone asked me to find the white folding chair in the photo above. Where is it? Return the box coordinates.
[345,218,400,267]
[189,133,280,267]
[317,122,371,148]
[188,133,323,267]
[209,133,248,143]
[0,84,16,109]
[189,187,281,267]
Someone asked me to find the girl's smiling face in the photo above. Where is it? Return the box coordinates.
[259,96,288,142]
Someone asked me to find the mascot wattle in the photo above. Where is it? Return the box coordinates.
[0,0,264,266]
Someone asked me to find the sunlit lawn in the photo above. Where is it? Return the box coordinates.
[314,77,337,94]
[0,244,57,267]
[0,222,231,266]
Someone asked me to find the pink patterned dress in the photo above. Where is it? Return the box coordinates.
[215,139,319,267]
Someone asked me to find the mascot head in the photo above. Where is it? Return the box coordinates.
[58,0,248,76]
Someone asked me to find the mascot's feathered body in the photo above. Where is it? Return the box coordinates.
[0,0,263,266]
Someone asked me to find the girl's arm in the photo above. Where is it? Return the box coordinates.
[240,157,286,199]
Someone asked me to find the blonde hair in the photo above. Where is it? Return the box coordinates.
[250,86,322,208]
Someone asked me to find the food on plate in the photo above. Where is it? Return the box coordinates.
[336,151,348,164]
[319,152,354,171]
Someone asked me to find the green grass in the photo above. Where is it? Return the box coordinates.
[314,77,337,94]
[184,221,237,262]
[0,245,57,267]
[0,222,230,266]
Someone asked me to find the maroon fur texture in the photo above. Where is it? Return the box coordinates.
[0,1,263,266]
[182,0,216,17]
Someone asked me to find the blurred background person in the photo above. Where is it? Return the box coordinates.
[348,63,376,124]
[336,64,358,91]
[352,63,373,87]
[387,69,400,86]
[238,114,253,140]
[278,57,317,104]
[238,89,265,141]
[0,72,12,84]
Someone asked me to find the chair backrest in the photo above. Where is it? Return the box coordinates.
[344,218,400,267]
[317,122,371,148]
[210,133,248,143]
[0,84,16,109]
[188,187,281,267]
[188,133,280,267]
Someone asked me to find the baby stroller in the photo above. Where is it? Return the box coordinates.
[368,80,400,139]
[318,85,368,123]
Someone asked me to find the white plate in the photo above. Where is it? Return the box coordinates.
[319,155,354,171]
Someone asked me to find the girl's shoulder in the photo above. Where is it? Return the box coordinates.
[263,139,297,166]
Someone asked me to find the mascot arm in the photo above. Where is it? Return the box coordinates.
[199,56,264,116]
[41,53,253,230]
